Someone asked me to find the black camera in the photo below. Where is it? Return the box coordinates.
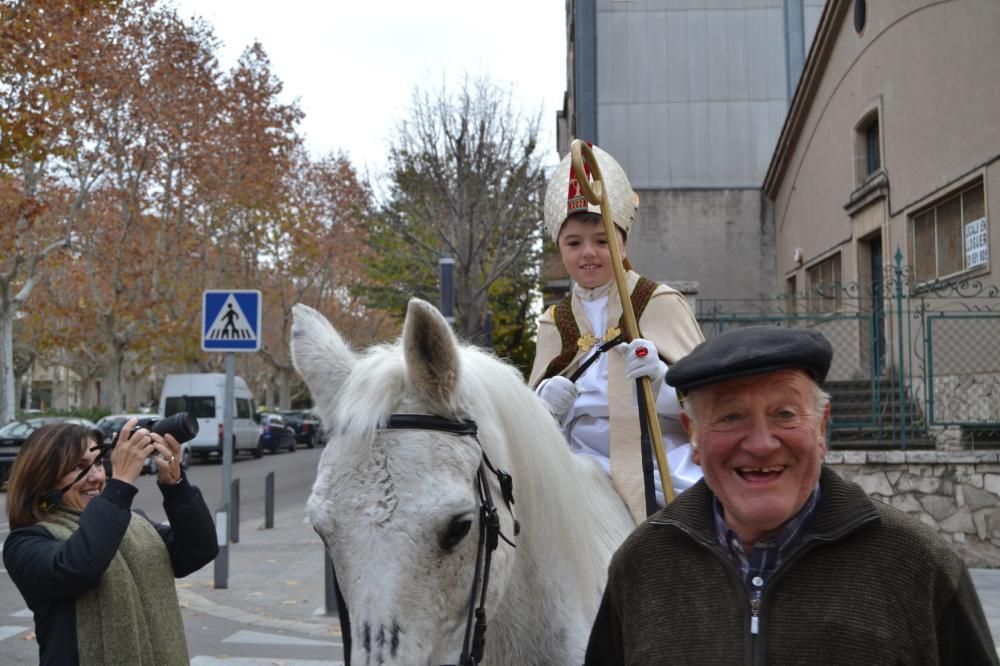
[111,412,199,447]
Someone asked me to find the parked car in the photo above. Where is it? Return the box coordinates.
[95,413,192,475]
[0,416,98,486]
[278,409,323,448]
[258,413,297,454]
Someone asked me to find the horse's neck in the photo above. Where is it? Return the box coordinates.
[487,425,634,663]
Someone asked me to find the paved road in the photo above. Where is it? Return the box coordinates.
[130,442,324,524]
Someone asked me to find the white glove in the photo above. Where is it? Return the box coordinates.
[622,338,666,397]
[536,376,577,420]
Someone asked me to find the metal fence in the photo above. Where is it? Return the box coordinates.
[694,251,1000,450]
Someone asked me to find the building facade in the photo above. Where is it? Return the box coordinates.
[764,0,1000,440]
[556,0,825,303]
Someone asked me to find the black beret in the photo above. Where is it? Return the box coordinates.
[666,326,833,393]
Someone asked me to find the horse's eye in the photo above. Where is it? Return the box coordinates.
[439,515,473,551]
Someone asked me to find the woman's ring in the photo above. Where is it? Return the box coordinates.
[168,455,176,463]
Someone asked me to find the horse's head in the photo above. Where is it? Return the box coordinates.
[291,299,521,664]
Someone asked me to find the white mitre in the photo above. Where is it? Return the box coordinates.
[543,143,640,243]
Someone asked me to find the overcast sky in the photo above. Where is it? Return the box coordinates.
[172,1,568,180]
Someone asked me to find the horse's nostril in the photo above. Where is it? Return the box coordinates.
[439,516,473,551]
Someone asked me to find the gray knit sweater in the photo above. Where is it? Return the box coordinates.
[585,466,999,665]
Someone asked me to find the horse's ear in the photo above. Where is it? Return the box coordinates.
[403,298,459,409]
[290,304,356,416]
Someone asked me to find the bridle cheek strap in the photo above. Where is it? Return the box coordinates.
[382,414,517,666]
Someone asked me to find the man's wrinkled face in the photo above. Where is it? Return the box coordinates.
[683,369,829,546]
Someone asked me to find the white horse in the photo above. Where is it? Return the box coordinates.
[291,299,634,665]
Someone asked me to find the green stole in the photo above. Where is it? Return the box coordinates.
[41,508,189,665]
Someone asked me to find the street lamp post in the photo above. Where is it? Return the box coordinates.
[438,256,455,326]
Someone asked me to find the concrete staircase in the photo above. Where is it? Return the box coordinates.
[826,378,935,449]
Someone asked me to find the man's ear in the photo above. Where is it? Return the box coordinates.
[680,411,693,437]
[681,412,701,464]
[818,399,832,454]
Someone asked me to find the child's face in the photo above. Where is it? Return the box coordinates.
[557,215,627,289]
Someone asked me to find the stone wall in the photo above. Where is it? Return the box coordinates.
[826,450,1000,567]
[920,373,1000,424]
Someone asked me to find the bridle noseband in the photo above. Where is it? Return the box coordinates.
[383,414,518,666]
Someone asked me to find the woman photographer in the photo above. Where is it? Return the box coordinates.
[3,419,218,665]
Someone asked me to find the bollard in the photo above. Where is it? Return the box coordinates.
[265,471,275,529]
[213,502,229,589]
[230,478,240,544]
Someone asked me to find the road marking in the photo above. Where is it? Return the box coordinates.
[221,629,340,647]
[12,609,31,618]
[191,655,344,666]
[0,625,30,641]
[176,588,341,639]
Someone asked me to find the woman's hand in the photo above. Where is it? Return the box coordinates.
[110,418,154,485]
[152,433,183,485]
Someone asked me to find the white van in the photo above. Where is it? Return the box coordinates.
[159,373,261,460]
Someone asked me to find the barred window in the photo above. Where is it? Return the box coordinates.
[807,253,842,314]
[786,275,798,314]
[909,182,987,283]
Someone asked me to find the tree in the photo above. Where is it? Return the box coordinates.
[255,149,380,409]
[0,0,119,419]
[372,76,547,349]
[59,0,222,411]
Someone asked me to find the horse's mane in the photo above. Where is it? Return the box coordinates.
[324,338,629,614]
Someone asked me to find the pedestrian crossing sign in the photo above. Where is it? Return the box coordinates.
[202,290,262,352]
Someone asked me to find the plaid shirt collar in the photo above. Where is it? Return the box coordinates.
[713,483,822,590]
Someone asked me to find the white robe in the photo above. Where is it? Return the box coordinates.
[548,281,702,508]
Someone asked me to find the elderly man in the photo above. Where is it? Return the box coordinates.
[585,326,998,665]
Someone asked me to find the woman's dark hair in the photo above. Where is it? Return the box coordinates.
[6,424,104,529]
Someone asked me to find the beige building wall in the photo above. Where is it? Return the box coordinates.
[767,0,1000,289]
[764,0,1000,441]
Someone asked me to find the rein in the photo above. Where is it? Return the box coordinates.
[383,414,518,666]
[568,334,624,382]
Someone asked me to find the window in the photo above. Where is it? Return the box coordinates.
[236,398,251,419]
[165,396,215,419]
[807,254,842,314]
[785,275,798,314]
[865,121,880,175]
[854,0,867,34]
[855,112,881,183]
[909,182,987,283]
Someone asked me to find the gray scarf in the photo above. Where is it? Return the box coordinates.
[41,507,189,665]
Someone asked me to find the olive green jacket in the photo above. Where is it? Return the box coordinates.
[586,466,999,665]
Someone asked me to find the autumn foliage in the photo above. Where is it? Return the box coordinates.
[0,0,383,414]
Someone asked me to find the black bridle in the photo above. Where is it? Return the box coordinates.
[383,414,519,666]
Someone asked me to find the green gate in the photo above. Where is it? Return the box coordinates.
[694,250,1000,450]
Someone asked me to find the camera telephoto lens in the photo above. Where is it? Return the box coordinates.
[151,412,199,444]
[111,412,199,447]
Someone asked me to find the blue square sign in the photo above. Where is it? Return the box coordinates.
[202,290,261,352]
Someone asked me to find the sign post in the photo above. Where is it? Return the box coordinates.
[202,290,261,589]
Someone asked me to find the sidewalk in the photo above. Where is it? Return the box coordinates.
[177,505,1000,652]
[177,504,341,641]
[972,568,1000,649]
